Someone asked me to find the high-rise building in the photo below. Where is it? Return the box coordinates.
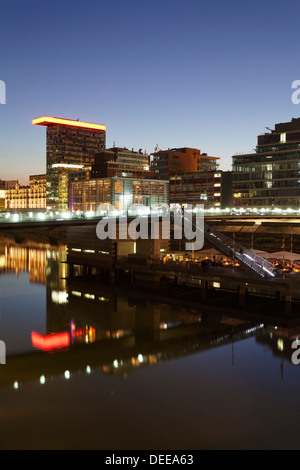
[32,116,106,211]
[232,118,300,209]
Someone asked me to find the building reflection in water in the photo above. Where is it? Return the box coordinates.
[1,241,299,389]
[0,244,49,283]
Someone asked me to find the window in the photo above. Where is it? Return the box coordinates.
[280,133,286,143]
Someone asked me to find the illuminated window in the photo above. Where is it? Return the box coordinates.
[114,181,122,193]
[280,133,286,143]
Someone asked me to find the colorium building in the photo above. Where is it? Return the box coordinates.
[32,116,106,210]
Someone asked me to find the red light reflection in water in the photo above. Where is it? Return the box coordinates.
[31,331,70,351]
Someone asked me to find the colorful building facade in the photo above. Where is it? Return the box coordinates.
[32,116,106,211]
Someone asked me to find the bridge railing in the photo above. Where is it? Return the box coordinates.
[202,221,277,278]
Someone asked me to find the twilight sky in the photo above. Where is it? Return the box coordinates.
[1,0,300,184]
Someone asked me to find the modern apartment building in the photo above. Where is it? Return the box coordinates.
[32,116,106,211]
[91,147,151,179]
[232,118,300,209]
[169,172,219,207]
[151,147,219,180]
[169,170,232,208]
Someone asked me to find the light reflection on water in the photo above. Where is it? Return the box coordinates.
[0,242,300,450]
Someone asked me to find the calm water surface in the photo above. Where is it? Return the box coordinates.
[0,243,300,450]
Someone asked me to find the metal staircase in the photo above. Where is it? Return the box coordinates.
[202,221,277,278]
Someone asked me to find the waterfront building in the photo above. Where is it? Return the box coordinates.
[169,171,219,207]
[69,177,169,213]
[32,116,106,211]
[1,180,19,210]
[219,171,233,208]
[29,174,47,210]
[91,147,151,179]
[232,117,300,209]
[169,171,216,207]
[5,175,47,210]
[5,182,30,210]
[151,147,219,180]
[0,180,5,210]
[69,166,92,185]
[169,170,232,209]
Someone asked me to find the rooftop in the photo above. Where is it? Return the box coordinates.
[32,116,106,131]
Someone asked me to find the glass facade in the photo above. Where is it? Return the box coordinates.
[232,118,300,208]
[44,122,105,210]
[69,177,169,212]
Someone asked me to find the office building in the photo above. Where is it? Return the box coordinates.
[232,118,300,209]
[32,116,106,211]
[91,147,151,179]
[169,171,219,207]
[151,147,219,180]
[69,177,169,213]
[169,170,232,208]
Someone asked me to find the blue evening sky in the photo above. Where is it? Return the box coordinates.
[1,0,300,184]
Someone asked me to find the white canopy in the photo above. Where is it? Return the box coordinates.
[252,249,270,257]
[200,248,221,254]
[268,251,300,261]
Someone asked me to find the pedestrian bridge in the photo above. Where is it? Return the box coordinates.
[203,221,277,279]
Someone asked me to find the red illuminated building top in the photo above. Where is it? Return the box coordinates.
[32,116,106,131]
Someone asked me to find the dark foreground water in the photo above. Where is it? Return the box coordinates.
[0,243,300,450]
